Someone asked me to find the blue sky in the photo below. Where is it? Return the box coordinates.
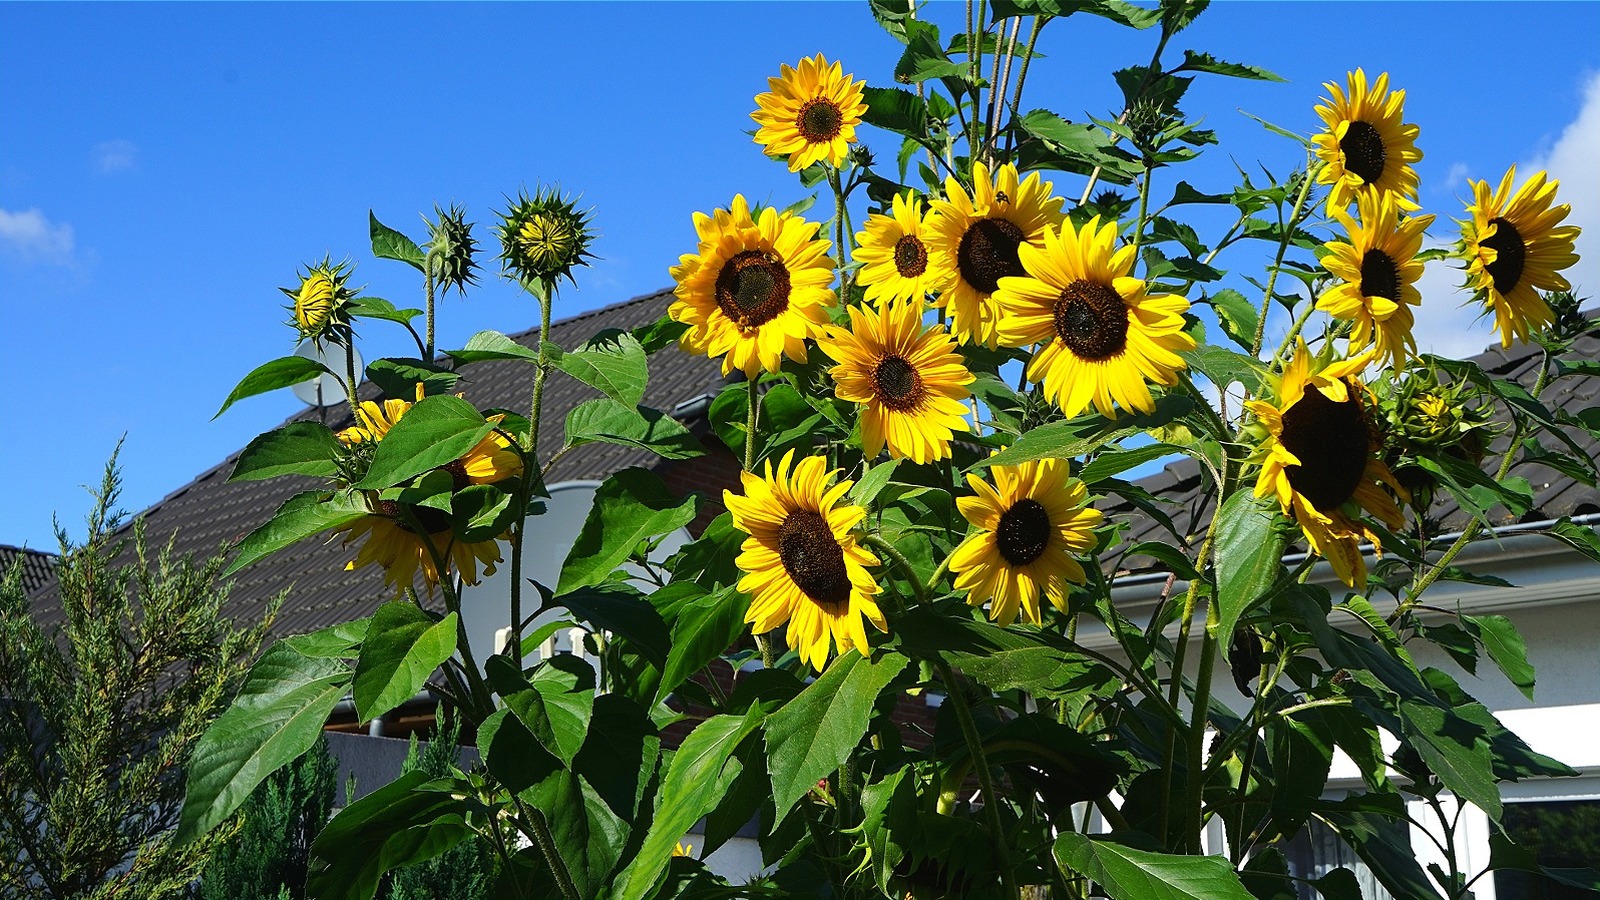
[2,1,1597,551]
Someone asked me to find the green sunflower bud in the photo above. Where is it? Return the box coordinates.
[495,186,595,295]
[280,258,358,346]
[425,203,480,297]
[1377,364,1499,506]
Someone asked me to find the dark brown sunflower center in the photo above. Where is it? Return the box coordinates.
[1358,249,1402,302]
[956,217,1026,295]
[796,98,844,143]
[872,354,925,410]
[893,234,928,278]
[777,509,852,610]
[996,498,1052,566]
[442,459,473,492]
[1339,120,1387,184]
[715,250,792,328]
[1481,216,1527,294]
[1052,279,1130,361]
[377,499,451,535]
[1279,385,1370,513]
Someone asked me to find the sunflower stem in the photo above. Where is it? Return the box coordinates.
[1268,291,1321,373]
[745,376,761,472]
[424,267,436,363]
[936,657,1019,898]
[1157,516,1217,848]
[1251,157,1320,359]
[512,795,582,900]
[965,0,979,163]
[1003,16,1048,160]
[1185,591,1221,853]
[863,534,928,605]
[342,340,362,424]
[1131,159,1154,270]
[511,284,556,665]
[829,167,852,300]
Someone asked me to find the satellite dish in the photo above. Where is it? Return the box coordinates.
[291,340,362,408]
[457,481,695,667]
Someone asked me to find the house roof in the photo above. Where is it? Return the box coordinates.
[30,288,729,639]
[0,544,56,597]
[1101,328,1600,563]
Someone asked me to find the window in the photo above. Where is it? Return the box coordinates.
[1494,799,1600,899]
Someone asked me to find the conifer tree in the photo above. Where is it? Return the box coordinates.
[383,714,497,900]
[196,736,337,900]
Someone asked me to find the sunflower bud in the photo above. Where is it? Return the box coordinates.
[425,203,480,297]
[1376,365,1499,505]
[281,258,358,346]
[496,186,595,295]
[1545,290,1592,343]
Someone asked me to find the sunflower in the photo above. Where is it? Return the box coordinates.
[1312,69,1423,212]
[723,450,884,672]
[336,512,504,595]
[993,216,1194,418]
[925,161,1065,347]
[950,457,1102,627]
[281,258,357,346]
[669,195,837,378]
[1317,191,1434,367]
[332,388,522,594]
[1244,342,1407,588]
[751,54,868,173]
[817,300,974,464]
[1460,165,1582,348]
[854,192,938,305]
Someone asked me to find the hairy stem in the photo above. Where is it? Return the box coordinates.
[1251,159,1319,359]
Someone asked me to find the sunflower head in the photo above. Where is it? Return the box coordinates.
[1375,365,1498,506]
[1317,191,1434,367]
[1459,166,1582,348]
[1244,341,1406,587]
[425,202,481,297]
[668,195,837,377]
[751,54,868,173]
[992,215,1194,419]
[854,192,937,305]
[722,449,883,672]
[497,186,595,294]
[1312,69,1423,212]
[282,258,358,346]
[924,161,1066,347]
[950,456,1102,627]
[817,300,975,464]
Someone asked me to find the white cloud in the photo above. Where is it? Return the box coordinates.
[1410,70,1600,357]
[1522,69,1600,303]
[1443,162,1470,193]
[94,138,137,173]
[0,208,76,265]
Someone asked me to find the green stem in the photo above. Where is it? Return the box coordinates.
[1157,519,1217,847]
[829,167,851,301]
[1003,17,1048,158]
[1131,160,1154,269]
[936,657,1018,898]
[1186,593,1221,853]
[511,286,556,664]
[1250,158,1320,358]
[342,340,362,423]
[965,0,979,162]
[424,267,436,362]
[744,376,760,472]
[863,534,928,605]
[1267,295,1320,373]
[512,795,582,900]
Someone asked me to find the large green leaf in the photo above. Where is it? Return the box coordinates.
[347,296,423,326]
[765,650,907,819]
[972,395,1194,470]
[565,398,704,460]
[1174,50,1284,82]
[226,490,372,575]
[1079,442,1182,485]
[307,771,474,900]
[893,605,1117,700]
[614,711,764,900]
[1212,489,1286,659]
[229,422,340,482]
[861,85,930,138]
[1180,345,1267,395]
[574,694,661,822]
[1461,613,1535,700]
[282,617,372,659]
[443,329,542,364]
[369,210,426,272]
[485,655,595,766]
[1398,698,1501,820]
[355,394,494,489]
[556,468,701,595]
[214,355,332,419]
[1054,834,1256,899]
[177,643,350,843]
[656,585,750,704]
[558,582,671,669]
[476,707,560,794]
[365,357,459,398]
[351,602,459,722]
[553,328,649,407]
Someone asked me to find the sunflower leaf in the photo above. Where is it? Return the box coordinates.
[1174,50,1284,82]
[862,86,930,139]
[369,211,426,273]
[354,394,494,490]
[1054,834,1257,899]
[1204,288,1259,351]
[555,327,649,407]
[765,650,908,822]
[1212,489,1287,659]
[214,355,333,419]
[365,357,459,399]
[443,329,542,364]
[347,295,423,325]
[566,398,705,461]
[969,395,1194,471]
[229,422,341,482]
[1180,344,1267,394]
[894,20,965,84]
[226,490,372,575]
[557,468,701,595]
[351,602,458,722]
